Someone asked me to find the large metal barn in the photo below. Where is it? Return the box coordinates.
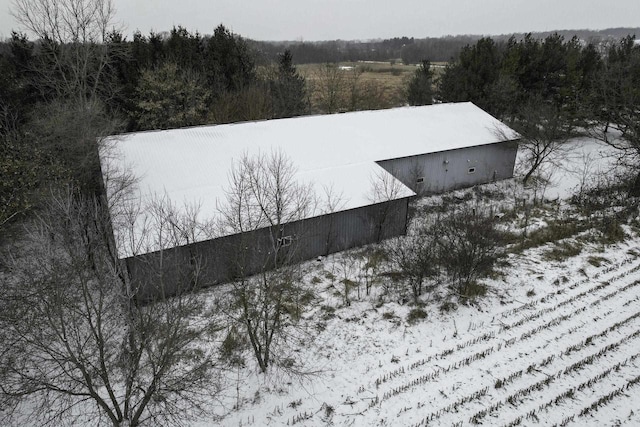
[101,102,519,299]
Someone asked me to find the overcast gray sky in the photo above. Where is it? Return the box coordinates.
[1,0,639,41]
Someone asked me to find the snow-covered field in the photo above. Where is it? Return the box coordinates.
[199,137,640,427]
[213,241,640,427]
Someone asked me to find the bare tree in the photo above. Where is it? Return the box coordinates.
[358,79,390,110]
[385,230,438,304]
[320,184,347,255]
[208,84,274,125]
[588,37,640,195]
[357,248,386,297]
[313,63,345,114]
[11,0,124,106]
[0,187,224,426]
[219,150,315,256]
[346,66,363,111]
[219,150,316,373]
[367,167,410,243]
[11,0,128,197]
[503,97,573,186]
[335,253,360,306]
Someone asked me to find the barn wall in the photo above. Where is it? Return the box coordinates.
[377,141,518,196]
[125,197,410,301]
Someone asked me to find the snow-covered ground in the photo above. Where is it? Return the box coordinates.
[210,240,640,427]
[197,137,640,427]
[516,136,621,201]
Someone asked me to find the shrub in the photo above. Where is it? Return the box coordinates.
[220,327,245,367]
[587,256,608,267]
[324,271,336,281]
[382,311,397,320]
[384,232,438,303]
[320,305,336,321]
[599,219,626,245]
[288,399,302,409]
[514,215,583,252]
[407,307,428,324]
[459,281,488,299]
[432,207,505,296]
[440,301,457,313]
[543,241,582,262]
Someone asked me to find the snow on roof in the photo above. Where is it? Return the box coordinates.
[103,102,517,258]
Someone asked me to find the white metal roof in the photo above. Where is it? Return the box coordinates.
[102,102,517,258]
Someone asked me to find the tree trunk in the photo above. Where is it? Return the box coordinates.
[629,170,640,197]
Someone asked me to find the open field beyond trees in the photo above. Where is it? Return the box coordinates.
[294,61,446,113]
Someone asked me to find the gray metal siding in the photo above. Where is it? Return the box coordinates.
[377,141,518,195]
[126,198,410,301]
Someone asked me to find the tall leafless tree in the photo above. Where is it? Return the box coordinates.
[500,97,573,186]
[12,0,124,107]
[0,186,225,426]
[312,63,345,114]
[367,167,410,243]
[219,150,316,374]
[319,184,347,255]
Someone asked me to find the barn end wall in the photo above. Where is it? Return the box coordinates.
[376,141,518,196]
[125,197,410,301]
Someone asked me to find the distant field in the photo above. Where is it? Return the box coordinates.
[296,61,446,112]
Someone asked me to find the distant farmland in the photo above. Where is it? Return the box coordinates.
[294,61,445,113]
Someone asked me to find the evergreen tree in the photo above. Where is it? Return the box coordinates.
[133,62,210,130]
[205,25,256,94]
[407,59,434,106]
[0,33,36,132]
[438,37,502,113]
[103,30,138,127]
[166,26,205,71]
[270,49,308,118]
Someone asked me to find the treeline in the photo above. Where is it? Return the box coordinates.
[439,34,602,119]
[2,25,637,136]
[250,36,475,64]
[250,27,640,65]
[0,25,308,135]
[437,33,639,126]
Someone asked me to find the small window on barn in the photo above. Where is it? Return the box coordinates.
[278,235,293,247]
[416,177,424,184]
[468,167,476,174]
